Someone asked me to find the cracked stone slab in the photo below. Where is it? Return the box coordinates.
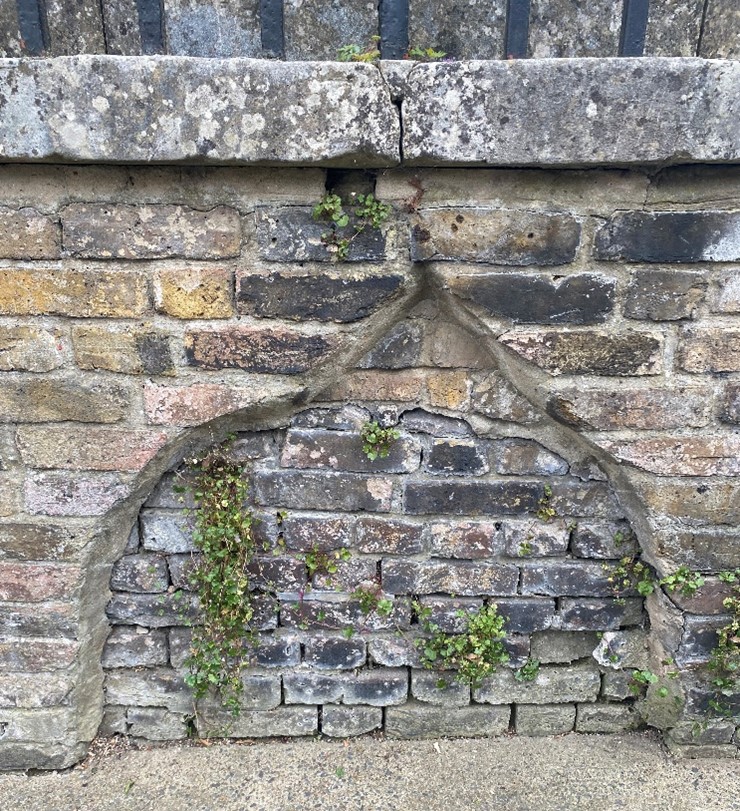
[0,56,400,165]
[402,58,740,166]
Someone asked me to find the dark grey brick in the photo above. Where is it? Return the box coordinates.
[404,481,542,515]
[676,616,728,665]
[247,556,307,592]
[303,636,367,669]
[280,429,421,473]
[558,598,645,630]
[291,405,370,431]
[110,553,170,593]
[280,598,410,632]
[520,562,615,597]
[594,211,740,263]
[530,631,599,664]
[624,270,707,320]
[368,635,425,667]
[448,273,615,324]
[237,270,405,322]
[425,440,488,475]
[571,521,638,559]
[102,627,168,669]
[256,207,386,262]
[283,669,407,706]
[417,597,484,633]
[491,439,568,476]
[255,471,393,512]
[280,514,354,551]
[399,409,473,437]
[358,322,424,369]
[253,635,301,668]
[496,598,556,633]
[140,511,194,554]
[504,521,570,557]
[321,705,382,737]
[385,701,511,739]
[411,670,471,706]
[429,520,505,559]
[382,560,518,596]
[106,592,200,628]
[355,517,425,555]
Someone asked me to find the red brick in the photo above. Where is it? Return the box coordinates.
[678,327,740,373]
[25,472,131,516]
[0,638,78,672]
[0,563,81,602]
[17,427,169,472]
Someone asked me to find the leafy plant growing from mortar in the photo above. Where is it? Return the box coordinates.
[312,191,391,260]
[360,420,400,461]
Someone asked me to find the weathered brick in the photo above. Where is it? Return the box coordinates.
[359,322,424,369]
[324,370,426,402]
[144,383,279,427]
[197,673,282,712]
[185,326,338,373]
[641,481,740,527]
[678,327,740,373]
[491,439,568,476]
[676,615,729,665]
[575,704,640,732]
[0,327,65,373]
[594,211,740,262]
[711,269,740,312]
[368,635,424,667]
[101,627,169,668]
[25,472,131,516]
[411,209,581,265]
[530,631,599,664]
[417,597,483,633]
[0,638,78,672]
[0,707,77,744]
[255,207,385,262]
[0,672,74,709]
[624,270,707,320]
[237,269,406,322]
[166,554,198,590]
[474,662,600,704]
[281,429,421,474]
[666,577,735,616]
[426,319,491,369]
[721,384,740,424]
[593,629,649,670]
[104,668,193,713]
[106,592,200,628]
[546,386,711,430]
[280,514,353,551]
[355,517,425,555]
[0,269,149,317]
[0,207,59,259]
[62,204,242,259]
[291,405,370,431]
[600,436,740,476]
[427,370,470,410]
[470,372,540,424]
[411,670,471,706]
[385,701,511,739]
[0,377,131,424]
[399,409,472,437]
[514,704,576,736]
[404,481,541,516]
[196,706,317,739]
[425,440,488,475]
[601,669,637,701]
[0,523,88,562]
[0,602,77,638]
[252,635,301,668]
[154,267,233,319]
[521,562,615,597]
[558,598,644,630]
[500,330,663,376]
[73,326,174,375]
[280,598,409,632]
[140,511,194,554]
[255,471,393,512]
[504,521,570,557]
[382,560,518,596]
[167,628,192,669]
[547,480,621,517]
[0,563,80,602]
[283,668,408,706]
[0,473,22,517]
[303,636,367,670]
[429,520,505,559]
[110,554,170,593]
[248,556,307,592]
[312,557,377,592]
[126,708,187,741]
[496,599,556,633]
[447,273,614,324]
[321,705,382,737]
[571,522,637,559]
[17,427,168,472]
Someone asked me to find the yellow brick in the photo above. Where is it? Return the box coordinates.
[427,370,470,410]
[154,268,233,319]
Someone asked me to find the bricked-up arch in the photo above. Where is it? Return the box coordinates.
[102,302,652,741]
[1,56,740,770]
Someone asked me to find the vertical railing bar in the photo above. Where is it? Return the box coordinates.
[379,0,409,60]
[619,0,650,57]
[136,0,164,54]
[504,0,531,59]
[16,0,47,55]
[260,0,285,58]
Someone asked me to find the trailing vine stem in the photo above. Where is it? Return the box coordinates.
[181,442,257,713]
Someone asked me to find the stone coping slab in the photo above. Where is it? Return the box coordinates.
[0,56,737,166]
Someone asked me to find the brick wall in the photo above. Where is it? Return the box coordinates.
[1,162,739,767]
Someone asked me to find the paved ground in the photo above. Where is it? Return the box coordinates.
[1,732,737,811]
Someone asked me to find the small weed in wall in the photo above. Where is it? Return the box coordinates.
[178,439,258,714]
[337,36,381,62]
[312,191,391,260]
[360,420,400,461]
